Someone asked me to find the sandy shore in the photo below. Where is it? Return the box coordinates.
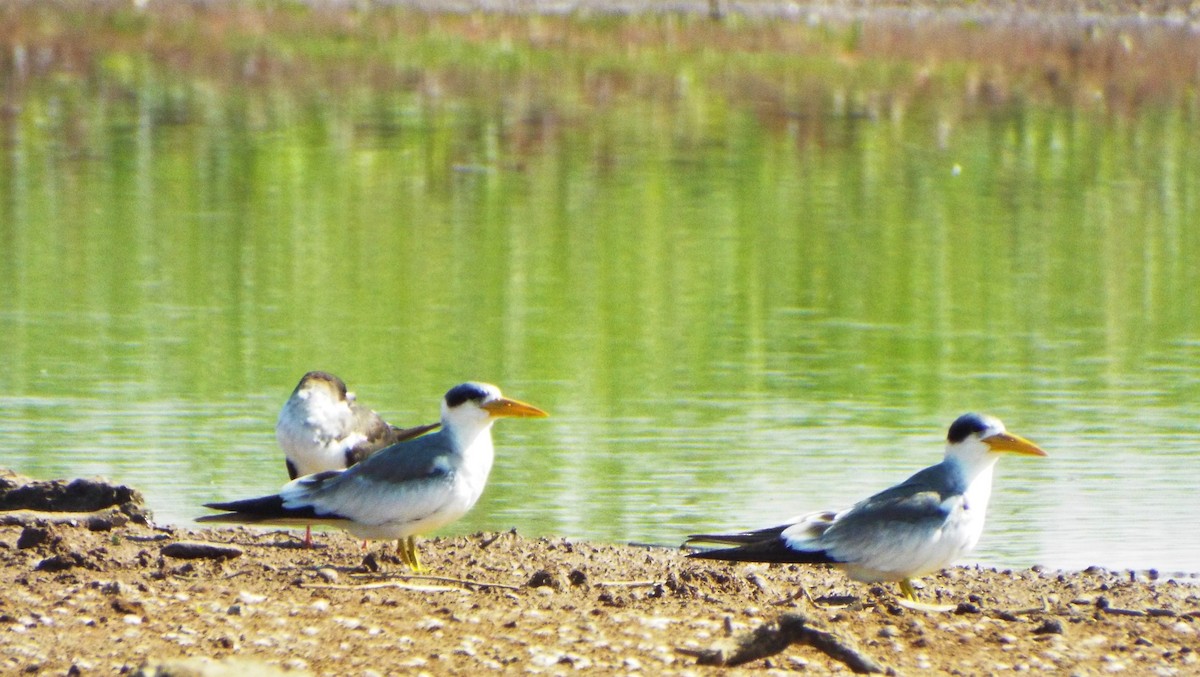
[1,515,1197,676]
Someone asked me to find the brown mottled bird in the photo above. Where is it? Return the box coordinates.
[203,382,548,570]
[274,371,439,546]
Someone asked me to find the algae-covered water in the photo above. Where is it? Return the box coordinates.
[2,2,1199,573]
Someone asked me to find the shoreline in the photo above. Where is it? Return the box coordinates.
[2,512,1198,675]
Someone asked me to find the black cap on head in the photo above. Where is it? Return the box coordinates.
[947,413,990,443]
[444,382,493,408]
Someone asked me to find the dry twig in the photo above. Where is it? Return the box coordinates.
[594,580,659,588]
[302,580,465,592]
[680,612,886,673]
[346,572,523,591]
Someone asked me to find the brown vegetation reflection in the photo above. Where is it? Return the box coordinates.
[2,1,1198,123]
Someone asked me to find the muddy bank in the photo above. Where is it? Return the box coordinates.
[1,485,1197,675]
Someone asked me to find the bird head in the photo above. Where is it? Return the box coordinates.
[440,382,548,432]
[295,371,350,403]
[945,413,1047,466]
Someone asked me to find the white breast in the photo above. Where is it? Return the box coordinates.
[277,389,358,476]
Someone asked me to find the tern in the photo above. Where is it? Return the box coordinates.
[201,382,548,570]
[685,413,1046,607]
[278,370,440,480]
[276,371,440,546]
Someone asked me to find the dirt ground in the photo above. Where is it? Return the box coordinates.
[1,515,1198,676]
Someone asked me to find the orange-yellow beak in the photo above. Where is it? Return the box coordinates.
[481,397,549,419]
[984,431,1047,457]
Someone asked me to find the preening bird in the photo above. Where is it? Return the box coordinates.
[275,371,440,546]
[202,382,548,570]
[685,413,1047,606]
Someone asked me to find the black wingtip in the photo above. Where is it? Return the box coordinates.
[201,494,322,520]
[684,540,840,565]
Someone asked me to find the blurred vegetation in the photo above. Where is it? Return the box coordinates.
[3,0,1199,142]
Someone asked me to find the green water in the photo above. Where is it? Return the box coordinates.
[3,43,1200,575]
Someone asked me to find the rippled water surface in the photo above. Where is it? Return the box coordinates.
[3,18,1200,575]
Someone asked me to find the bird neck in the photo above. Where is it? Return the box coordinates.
[944,439,1003,481]
[447,419,497,494]
[945,452,999,509]
[445,417,497,457]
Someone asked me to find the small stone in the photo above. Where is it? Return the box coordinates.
[333,617,362,630]
[1034,619,1065,635]
[879,625,900,638]
[111,598,145,616]
[16,527,50,550]
[415,617,444,631]
[317,568,338,583]
[160,541,243,560]
[526,570,561,589]
[237,591,266,605]
[34,552,86,572]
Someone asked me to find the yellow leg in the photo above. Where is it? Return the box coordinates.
[396,539,409,568]
[895,578,955,612]
[404,536,423,573]
[394,536,423,573]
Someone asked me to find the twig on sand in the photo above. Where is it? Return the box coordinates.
[987,596,1051,620]
[478,529,516,548]
[1008,596,1051,615]
[406,574,523,590]
[343,573,523,591]
[679,612,887,673]
[303,580,466,592]
[594,580,660,588]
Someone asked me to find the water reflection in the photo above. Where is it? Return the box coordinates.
[2,63,1200,575]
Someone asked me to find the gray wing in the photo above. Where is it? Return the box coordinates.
[344,402,439,467]
[813,462,962,562]
[284,432,459,526]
